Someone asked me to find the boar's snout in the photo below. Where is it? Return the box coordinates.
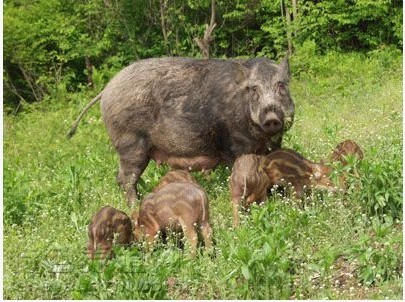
[260,111,284,135]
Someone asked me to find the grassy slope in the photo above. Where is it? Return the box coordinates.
[3,50,403,299]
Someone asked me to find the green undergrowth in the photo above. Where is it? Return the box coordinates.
[3,50,402,299]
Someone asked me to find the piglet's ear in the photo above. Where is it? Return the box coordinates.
[279,56,291,82]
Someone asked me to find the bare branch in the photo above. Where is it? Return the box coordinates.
[194,0,216,59]
[159,0,169,52]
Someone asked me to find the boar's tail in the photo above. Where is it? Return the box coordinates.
[66,92,102,139]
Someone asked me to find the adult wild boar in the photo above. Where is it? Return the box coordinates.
[68,57,295,206]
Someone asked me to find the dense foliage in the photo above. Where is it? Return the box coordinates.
[3,0,402,108]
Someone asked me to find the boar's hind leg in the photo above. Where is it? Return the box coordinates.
[116,133,151,207]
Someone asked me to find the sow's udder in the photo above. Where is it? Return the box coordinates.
[150,149,219,171]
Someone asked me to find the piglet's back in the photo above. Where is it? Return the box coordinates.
[265,149,313,175]
[140,182,209,228]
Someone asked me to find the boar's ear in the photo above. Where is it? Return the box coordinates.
[279,56,291,82]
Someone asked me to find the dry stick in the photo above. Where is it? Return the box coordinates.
[159,0,169,52]
[194,0,216,59]
[4,73,26,114]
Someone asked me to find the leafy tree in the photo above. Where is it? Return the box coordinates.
[3,0,402,109]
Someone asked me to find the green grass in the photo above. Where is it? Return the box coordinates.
[3,49,403,299]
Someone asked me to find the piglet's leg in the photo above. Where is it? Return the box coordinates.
[100,241,113,260]
[181,222,198,257]
[87,227,95,259]
[246,193,257,205]
[87,243,95,260]
[231,197,241,227]
[145,231,157,252]
[292,180,304,199]
[201,222,213,249]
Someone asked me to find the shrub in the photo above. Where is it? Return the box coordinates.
[352,153,402,220]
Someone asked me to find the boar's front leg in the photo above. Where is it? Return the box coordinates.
[116,132,151,207]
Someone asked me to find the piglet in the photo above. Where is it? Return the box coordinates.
[230,149,338,226]
[87,206,133,260]
[329,139,364,188]
[330,139,364,165]
[131,182,212,256]
[265,148,336,198]
[229,154,271,227]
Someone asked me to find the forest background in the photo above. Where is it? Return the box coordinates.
[3,0,402,107]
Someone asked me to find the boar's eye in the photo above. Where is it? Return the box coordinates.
[275,81,287,95]
[247,85,260,100]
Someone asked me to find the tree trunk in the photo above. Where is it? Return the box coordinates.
[285,4,293,55]
[292,0,298,36]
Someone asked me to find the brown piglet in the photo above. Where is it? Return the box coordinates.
[330,139,364,165]
[330,139,364,188]
[87,206,133,260]
[131,182,212,256]
[265,149,336,198]
[229,154,271,227]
